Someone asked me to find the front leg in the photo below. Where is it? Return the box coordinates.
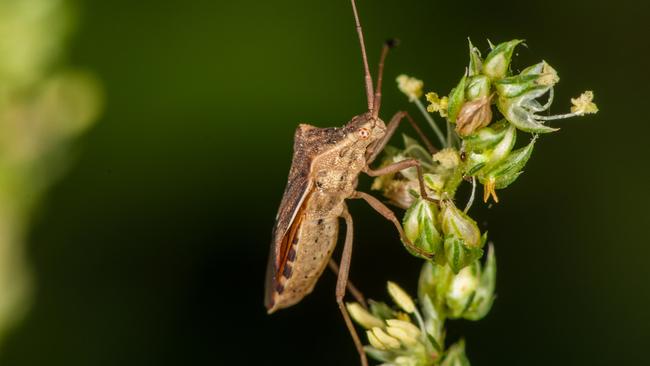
[364,158,436,203]
[352,191,433,259]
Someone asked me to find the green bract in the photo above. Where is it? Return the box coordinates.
[404,199,443,257]
[440,201,485,273]
[482,39,523,80]
[440,340,470,366]
[447,74,467,123]
[479,136,536,190]
[467,39,483,77]
[465,75,491,100]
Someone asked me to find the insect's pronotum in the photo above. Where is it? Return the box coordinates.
[264,1,437,365]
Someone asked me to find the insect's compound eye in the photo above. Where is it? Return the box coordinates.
[358,128,370,140]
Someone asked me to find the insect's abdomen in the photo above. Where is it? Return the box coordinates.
[268,215,339,312]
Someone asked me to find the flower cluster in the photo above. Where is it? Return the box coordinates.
[362,39,597,365]
[347,246,495,366]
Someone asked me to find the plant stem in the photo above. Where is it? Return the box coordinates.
[414,99,447,148]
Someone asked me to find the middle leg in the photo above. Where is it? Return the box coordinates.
[335,206,368,366]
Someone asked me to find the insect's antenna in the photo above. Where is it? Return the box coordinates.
[372,39,399,119]
[350,0,375,113]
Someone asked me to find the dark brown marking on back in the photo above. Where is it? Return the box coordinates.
[287,248,296,262]
[283,264,293,278]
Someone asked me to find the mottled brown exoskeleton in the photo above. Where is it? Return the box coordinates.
[265,1,437,365]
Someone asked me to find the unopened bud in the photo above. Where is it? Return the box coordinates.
[371,327,401,349]
[347,302,385,329]
[367,329,388,350]
[387,281,416,314]
[446,265,479,317]
[441,201,481,248]
[455,95,493,137]
[463,244,497,321]
[385,319,421,339]
[403,198,443,255]
[386,326,419,347]
[441,201,485,273]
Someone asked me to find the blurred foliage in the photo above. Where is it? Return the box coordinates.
[0,0,102,347]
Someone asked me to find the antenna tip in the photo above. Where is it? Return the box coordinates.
[385,38,401,49]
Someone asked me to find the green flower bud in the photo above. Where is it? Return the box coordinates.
[444,235,485,274]
[445,264,479,318]
[482,39,524,80]
[403,198,443,256]
[447,73,467,123]
[441,201,485,273]
[483,123,517,170]
[463,122,516,176]
[465,75,491,100]
[441,201,481,248]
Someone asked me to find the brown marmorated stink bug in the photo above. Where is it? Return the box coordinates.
[265,1,437,365]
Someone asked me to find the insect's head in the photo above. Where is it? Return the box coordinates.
[345,112,386,146]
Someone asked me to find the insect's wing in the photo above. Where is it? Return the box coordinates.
[265,125,316,310]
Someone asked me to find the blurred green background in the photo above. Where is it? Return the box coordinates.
[0,0,648,364]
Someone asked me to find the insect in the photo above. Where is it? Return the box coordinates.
[265,1,437,365]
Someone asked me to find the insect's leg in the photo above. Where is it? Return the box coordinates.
[366,111,437,165]
[328,259,367,308]
[352,191,433,259]
[364,158,435,203]
[335,207,369,366]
